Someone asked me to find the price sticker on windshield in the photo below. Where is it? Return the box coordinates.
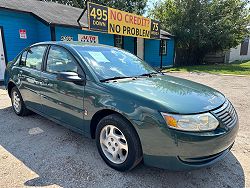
[88,51,110,63]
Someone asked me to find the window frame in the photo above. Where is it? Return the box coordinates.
[114,35,124,49]
[160,39,167,56]
[240,37,249,56]
[43,45,85,77]
[19,45,48,71]
[13,54,21,66]
[19,50,28,66]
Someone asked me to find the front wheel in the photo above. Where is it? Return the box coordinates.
[96,114,142,171]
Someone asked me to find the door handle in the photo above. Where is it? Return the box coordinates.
[42,78,49,84]
[18,70,23,78]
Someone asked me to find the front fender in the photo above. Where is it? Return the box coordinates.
[84,81,164,121]
[83,81,166,138]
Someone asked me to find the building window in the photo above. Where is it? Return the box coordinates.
[240,37,249,56]
[114,35,123,49]
[160,40,167,55]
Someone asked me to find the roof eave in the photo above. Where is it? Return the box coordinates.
[0,6,49,26]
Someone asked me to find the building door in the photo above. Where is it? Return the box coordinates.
[137,38,144,60]
[0,27,6,81]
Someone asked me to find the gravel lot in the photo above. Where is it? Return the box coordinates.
[0,72,249,188]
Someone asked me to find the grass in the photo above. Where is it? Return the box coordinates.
[163,60,250,76]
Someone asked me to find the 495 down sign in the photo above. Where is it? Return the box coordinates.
[87,2,160,39]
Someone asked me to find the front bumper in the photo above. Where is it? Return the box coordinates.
[133,113,239,171]
[143,143,233,171]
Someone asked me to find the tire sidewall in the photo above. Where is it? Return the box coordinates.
[96,114,142,171]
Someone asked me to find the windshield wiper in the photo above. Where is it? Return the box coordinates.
[100,76,134,82]
[100,72,162,82]
[137,72,160,77]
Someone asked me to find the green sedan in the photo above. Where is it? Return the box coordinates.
[4,42,239,171]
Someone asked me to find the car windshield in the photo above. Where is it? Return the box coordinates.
[73,45,158,80]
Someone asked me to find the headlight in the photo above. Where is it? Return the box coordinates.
[161,112,219,132]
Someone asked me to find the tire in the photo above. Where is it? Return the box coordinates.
[96,114,142,172]
[11,86,31,116]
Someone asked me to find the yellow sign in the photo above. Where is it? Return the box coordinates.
[87,2,160,39]
[108,8,151,38]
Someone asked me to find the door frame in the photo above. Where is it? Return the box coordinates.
[0,26,7,84]
[136,37,145,60]
[0,26,8,65]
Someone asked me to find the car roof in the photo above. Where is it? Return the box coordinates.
[31,41,114,49]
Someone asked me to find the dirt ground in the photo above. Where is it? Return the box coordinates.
[0,72,249,188]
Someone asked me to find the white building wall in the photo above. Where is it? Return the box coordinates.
[228,42,250,63]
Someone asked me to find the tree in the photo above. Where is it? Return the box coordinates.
[149,0,250,66]
[94,0,147,15]
[42,0,147,15]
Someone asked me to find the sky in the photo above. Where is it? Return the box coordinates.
[144,0,160,16]
[147,0,158,9]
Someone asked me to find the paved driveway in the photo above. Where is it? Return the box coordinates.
[0,72,249,188]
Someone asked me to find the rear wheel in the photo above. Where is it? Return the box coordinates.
[96,114,142,171]
[11,86,31,116]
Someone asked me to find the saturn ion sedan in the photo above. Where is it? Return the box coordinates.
[4,42,239,171]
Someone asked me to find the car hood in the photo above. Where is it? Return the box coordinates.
[106,74,225,114]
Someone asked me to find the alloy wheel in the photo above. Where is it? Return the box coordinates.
[100,125,128,164]
[12,91,21,113]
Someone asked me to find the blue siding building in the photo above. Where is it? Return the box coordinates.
[0,9,51,61]
[145,37,175,67]
[0,0,175,81]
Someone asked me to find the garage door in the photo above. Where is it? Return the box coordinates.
[0,27,6,81]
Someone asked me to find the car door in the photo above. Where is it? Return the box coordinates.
[40,45,86,132]
[18,45,47,112]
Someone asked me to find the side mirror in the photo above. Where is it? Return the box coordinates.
[56,72,86,85]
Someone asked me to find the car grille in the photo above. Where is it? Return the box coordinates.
[211,100,237,128]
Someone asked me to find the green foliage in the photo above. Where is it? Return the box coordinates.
[94,0,147,15]
[150,0,250,66]
[42,0,147,15]
[164,61,250,75]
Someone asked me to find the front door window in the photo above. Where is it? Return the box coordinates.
[46,46,80,74]
[25,46,47,70]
